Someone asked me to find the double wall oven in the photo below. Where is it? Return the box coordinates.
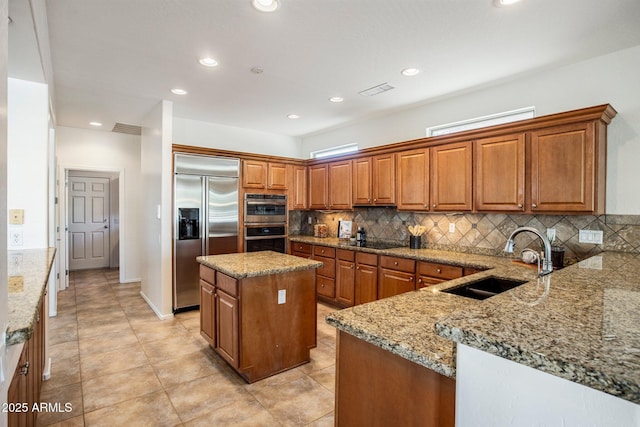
[244,194,287,253]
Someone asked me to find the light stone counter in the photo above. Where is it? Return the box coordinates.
[299,234,640,404]
[197,250,322,279]
[7,248,56,345]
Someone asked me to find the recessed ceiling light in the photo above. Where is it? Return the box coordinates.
[89,121,103,127]
[199,57,219,67]
[329,97,344,103]
[287,114,300,119]
[401,67,420,77]
[171,88,188,95]
[494,0,521,6]
[252,0,279,12]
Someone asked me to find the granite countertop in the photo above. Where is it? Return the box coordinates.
[7,248,57,345]
[303,234,640,404]
[197,250,323,279]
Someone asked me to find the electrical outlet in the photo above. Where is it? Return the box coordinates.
[9,227,23,246]
[579,230,603,244]
[308,216,312,224]
[278,289,286,304]
[449,223,456,233]
[546,228,556,241]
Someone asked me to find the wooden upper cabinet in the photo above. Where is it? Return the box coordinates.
[308,164,329,209]
[242,160,267,189]
[475,134,525,212]
[352,157,372,205]
[530,122,599,213]
[352,154,395,205]
[290,165,307,210]
[373,153,396,205]
[431,141,473,211]
[397,148,430,211]
[267,162,287,190]
[329,160,352,209]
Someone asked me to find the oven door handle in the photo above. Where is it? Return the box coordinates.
[244,235,287,241]
[245,200,287,206]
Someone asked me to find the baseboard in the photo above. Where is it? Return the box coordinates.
[43,357,52,380]
[139,291,174,320]
[120,277,142,284]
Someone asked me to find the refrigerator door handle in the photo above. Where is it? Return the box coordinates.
[202,176,208,255]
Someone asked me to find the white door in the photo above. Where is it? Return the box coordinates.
[68,176,110,270]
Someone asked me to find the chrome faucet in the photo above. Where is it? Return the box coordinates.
[504,227,553,276]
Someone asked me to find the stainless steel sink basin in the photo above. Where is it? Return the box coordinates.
[442,277,527,300]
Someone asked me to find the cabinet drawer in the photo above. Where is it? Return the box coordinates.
[200,264,216,285]
[379,255,415,273]
[216,272,239,297]
[292,251,312,259]
[314,245,336,258]
[291,242,312,254]
[337,248,355,261]
[317,276,336,298]
[417,275,444,289]
[314,256,336,278]
[464,266,485,276]
[417,261,463,280]
[356,252,378,266]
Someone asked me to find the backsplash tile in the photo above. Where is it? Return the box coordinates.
[289,209,640,267]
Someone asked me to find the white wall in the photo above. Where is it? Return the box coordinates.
[56,127,141,282]
[301,45,640,215]
[7,78,49,248]
[455,344,640,426]
[173,117,303,158]
[140,100,173,319]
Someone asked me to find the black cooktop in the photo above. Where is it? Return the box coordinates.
[357,242,401,250]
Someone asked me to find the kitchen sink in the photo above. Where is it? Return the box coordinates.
[442,277,527,300]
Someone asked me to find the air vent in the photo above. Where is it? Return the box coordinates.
[358,83,395,97]
[112,123,142,136]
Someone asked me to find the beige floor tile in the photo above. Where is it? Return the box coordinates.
[308,365,336,393]
[39,414,85,427]
[78,329,140,357]
[166,375,255,423]
[132,321,190,343]
[297,341,336,375]
[42,354,81,391]
[49,314,78,331]
[250,376,334,426]
[49,341,80,362]
[184,398,280,427]
[37,382,84,426]
[140,333,204,363]
[152,348,224,388]
[83,391,180,427]
[82,364,162,412]
[77,319,133,340]
[306,411,334,427]
[49,325,79,346]
[76,308,127,325]
[80,343,149,380]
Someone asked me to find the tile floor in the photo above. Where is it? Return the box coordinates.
[38,268,338,426]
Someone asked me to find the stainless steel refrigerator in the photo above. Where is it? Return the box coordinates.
[173,154,240,312]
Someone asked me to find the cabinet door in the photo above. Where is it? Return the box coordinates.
[216,290,239,368]
[329,160,352,209]
[397,148,430,211]
[292,165,307,210]
[475,134,525,211]
[352,157,372,205]
[199,280,216,347]
[530,122,597,212]
[268,162,287,190]
[336,260,356,307]
[7,346,28,427]
[378,268,415,299]
[308,164,328,209]
[431,141,472,211]
[373,153,396,205]
[355,264,378,305]
[242,160,267,189]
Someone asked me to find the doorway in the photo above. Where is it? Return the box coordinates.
[67,170,120,271]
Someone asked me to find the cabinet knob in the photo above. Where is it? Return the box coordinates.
[356,266,360,270]
[424,204,428,208]
[518,203,523,209]
[409,277,414,281]
[394,261,398,266]
[321,284,325,288]
[418,278,423,284]
[532,203,537,209]
[321,249,325,254]
[433,204,437,208]
[436,268,441,274]
[374,198,377,202]
[351,264,354,269]
[368,198,371,202]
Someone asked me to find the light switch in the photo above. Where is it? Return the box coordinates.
[9,209,24,225]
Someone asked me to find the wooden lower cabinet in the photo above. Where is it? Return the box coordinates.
[8,298,46,427]
[355,252,378,305]
[199,280,216,347]
[336,260,356,307]
[199,265,316,383]
[378,255,416,299]
[336,331,455,426]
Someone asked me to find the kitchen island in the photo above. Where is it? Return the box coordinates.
[197,251,322,383]
[320,241,640,425]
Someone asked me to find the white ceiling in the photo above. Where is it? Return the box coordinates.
[10,0,640,137]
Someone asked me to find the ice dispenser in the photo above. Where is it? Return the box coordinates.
[178,208,200,240]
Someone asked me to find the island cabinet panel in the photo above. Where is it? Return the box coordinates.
[308,164,328,209]
[328,160,352,209]
[336,331,455,427]
[397,148,430,211]
[530,122,598,213]
[199,262,318,383]
[355,252,378,305]
[430,141,473,211]
[378,255,416,299]
[474,133,525,212]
